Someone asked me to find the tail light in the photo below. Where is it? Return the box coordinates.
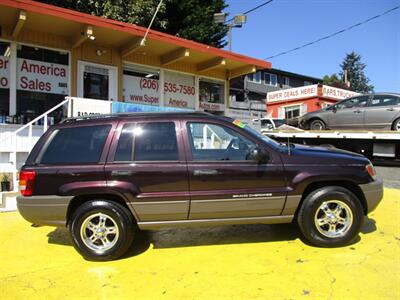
[19,171,36,196]
[366,163,377,181]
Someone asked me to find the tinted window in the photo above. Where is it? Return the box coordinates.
[40,125,111,164]
[114,125,134,162]
[114,122,178,162]
[336,96,369,109]
[369,95,400,107]
[187,122,256,161]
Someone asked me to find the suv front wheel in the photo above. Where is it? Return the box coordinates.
[69,200,136,261]
[297,186,364,247]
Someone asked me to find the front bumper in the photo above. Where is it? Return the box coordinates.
[17,195,73,226]
[359,179,384,214]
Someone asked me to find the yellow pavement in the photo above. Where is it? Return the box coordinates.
[1,189,399,300]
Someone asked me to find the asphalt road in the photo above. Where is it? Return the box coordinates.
[375,166,400,189]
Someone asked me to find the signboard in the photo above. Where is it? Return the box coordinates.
[164,71,196,109]
[322,85,360,100]
[122,74,160,106]
[0,55,9,89]
[17,58,69,94]
[267,84,318,102]
[112,101,192,113]
[72,97,111,117]
[199,101,225,111]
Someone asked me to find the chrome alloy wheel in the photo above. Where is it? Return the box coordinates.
[80,213,119,254]
[314,200,353,238]
[395,121,400,131]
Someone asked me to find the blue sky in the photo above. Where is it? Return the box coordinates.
[224,0,400,92]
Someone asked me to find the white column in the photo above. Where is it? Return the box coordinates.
[195,76,200,110]
[9,42,17,115]
[159,69,164,107]
[224,79,229,114]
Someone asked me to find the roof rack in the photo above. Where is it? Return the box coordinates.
[61,111,212,123]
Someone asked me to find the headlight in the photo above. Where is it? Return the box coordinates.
[366,163,377,181]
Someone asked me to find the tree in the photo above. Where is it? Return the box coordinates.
[37,0,228,48]
[322,74,350,90]
[323,74,341,85]
[339,52,374,93]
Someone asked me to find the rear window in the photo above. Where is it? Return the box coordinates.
[39,125,111,164]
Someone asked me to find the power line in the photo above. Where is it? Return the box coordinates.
[265,5,400,60]
[226,0,274,23]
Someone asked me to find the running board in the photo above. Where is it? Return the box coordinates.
[137,215,294,230]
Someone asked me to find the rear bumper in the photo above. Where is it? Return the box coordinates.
[17,195,73,226]
[359,179,384,214]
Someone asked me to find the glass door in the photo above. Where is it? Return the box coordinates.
[77,61,117,101]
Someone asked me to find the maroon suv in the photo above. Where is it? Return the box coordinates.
[17,112,383,261]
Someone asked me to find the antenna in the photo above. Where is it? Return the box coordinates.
[140,0,164,46]
[287,136,291,155]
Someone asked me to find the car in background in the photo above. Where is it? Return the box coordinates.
[256,118,299,131]
[299,93,400,131]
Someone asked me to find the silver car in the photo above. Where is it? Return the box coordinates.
[299,93,400,131]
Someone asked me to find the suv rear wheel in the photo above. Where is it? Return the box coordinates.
[69,200,136,261]
[297,186,364,247]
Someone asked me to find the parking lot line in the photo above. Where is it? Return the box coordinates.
[1,188,399,300]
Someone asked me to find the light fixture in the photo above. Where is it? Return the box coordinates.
[96,49,107,56]
[213,12,247,51]
[88,34,96,41]
[145,74,154,78]
[213,12,227,24]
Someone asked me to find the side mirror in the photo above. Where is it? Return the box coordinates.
[332,106,337,113]
[250,147,270,163]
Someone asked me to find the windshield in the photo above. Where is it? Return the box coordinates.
[242,124,281,148]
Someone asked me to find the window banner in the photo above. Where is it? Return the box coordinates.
[17,58,69,94]
[0,55,10,89]
[199,101,225,111]
[72,98,111,117]
[122,74,160,106]
[112,101,192,113]
[164,71,196,109]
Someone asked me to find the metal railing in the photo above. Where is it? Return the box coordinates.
[1,98,72,191]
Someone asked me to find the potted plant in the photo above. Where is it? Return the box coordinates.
[1,174,10,192]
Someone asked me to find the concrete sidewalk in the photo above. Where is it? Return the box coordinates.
[0,189,399,299]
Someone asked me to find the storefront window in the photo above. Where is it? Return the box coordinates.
[84,66,109,100]
[285,105,301,119]
[0,41,10,122]
[16,45,69,124]
[199,79,225,113]
[122,66,160,106]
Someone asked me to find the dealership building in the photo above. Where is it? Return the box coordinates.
[266,84,360,119]
[0,0,271,125]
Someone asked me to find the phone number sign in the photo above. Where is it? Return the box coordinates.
[164,71,196,109]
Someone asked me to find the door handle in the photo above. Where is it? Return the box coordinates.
[386,108,394,111]
[111,170,133,176]
[353,109,362,113]
[193,169,218,176]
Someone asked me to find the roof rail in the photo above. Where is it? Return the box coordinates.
[61,111,213,123]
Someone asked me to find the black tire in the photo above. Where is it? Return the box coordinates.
[297,186,364,247]
[310,119,326,130]
[69,200,136,261]
[392,118,400,131]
